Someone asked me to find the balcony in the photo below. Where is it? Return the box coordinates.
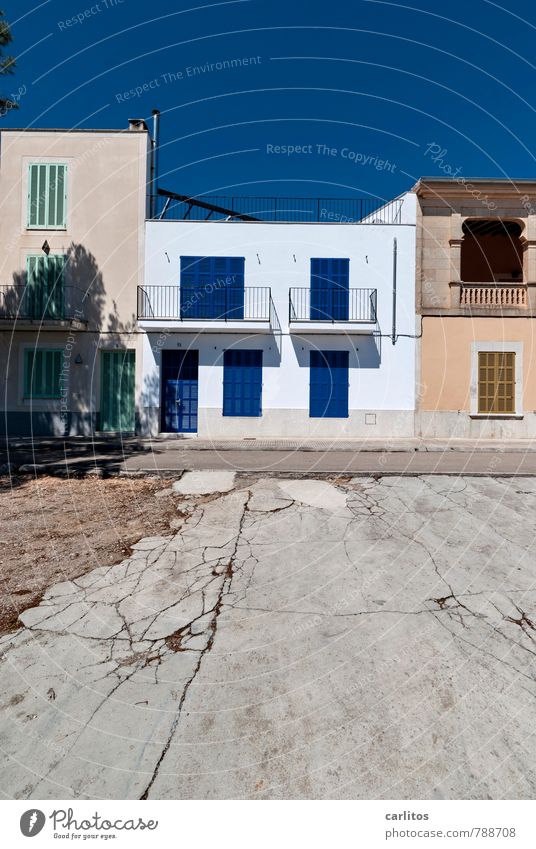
[0,285,86,324]
[137,285,281,334]
[288,287,377,333]
[460,284,527,308]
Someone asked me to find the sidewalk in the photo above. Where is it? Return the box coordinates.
[3,435,536,453]
[2,435,536,476]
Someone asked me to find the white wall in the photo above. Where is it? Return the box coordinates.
[140,193,416,437]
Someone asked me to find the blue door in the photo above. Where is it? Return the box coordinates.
[180,256,245,319]
[310,258,350,320]
[310,350,349,418]
[161,350,199,433]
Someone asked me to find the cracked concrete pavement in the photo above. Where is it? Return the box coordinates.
[1,471,536,799]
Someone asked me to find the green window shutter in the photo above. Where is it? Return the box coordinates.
[24,348,62,398]
[26,254,66,318]
[28,163,67,228]
[100,350,135,432]
[24,350,34,396]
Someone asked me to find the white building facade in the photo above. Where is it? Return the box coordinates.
[139,193,417,438]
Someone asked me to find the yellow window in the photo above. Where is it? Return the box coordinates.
[478,352,515,414]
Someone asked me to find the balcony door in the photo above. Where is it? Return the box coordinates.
[310,258,349,321]
[161,349,199,433]
[180,256,245,319]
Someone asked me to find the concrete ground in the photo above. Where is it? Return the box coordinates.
[1,470,536,800]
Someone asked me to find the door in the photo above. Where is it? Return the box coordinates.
[310,258,350,321]
[309,350,349,418]
[100,350,135,432]
[161,349,199,433]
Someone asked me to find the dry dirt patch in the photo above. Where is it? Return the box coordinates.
[0,475,182,635]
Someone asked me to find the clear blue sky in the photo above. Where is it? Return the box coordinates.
[3,0,536,200]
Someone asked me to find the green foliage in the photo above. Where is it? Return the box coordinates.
[0,9,17,114]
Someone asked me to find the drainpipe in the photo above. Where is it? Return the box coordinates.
[392,237,397,345]
[150,109,161,218]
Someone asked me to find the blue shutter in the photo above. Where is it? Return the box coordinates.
[180,256,245,319]
[310,258,349,321]
[223,350,262,416]
[310,350,349,418]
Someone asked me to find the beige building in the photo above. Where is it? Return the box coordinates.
[415,178,536,439]
[0,121,150,435]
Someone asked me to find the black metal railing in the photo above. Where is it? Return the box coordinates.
[137,285,272,321]
[154,191,404,224]
[289,288,377,323]
[0,285,85,321]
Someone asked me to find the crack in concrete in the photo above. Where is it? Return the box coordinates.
[139,489,252,800]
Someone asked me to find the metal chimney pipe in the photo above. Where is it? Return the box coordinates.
[392,237,398,345]
[151,109,161,218]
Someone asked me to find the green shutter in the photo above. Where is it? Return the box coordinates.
[100,351,135,432]
[24,348,62,398]
[26,254,65,318]
[28,163,67,228]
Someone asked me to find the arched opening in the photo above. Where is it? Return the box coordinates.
[461,219,524,283]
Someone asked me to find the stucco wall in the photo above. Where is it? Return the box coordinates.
[0,128,149,329]
[0,128,149,434]
[140,197,417,437]
[418,315,536,437]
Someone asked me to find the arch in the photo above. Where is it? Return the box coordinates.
[461,218,525,283]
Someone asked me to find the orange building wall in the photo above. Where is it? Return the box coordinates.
[420,316,536,412]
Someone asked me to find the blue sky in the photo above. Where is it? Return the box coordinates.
[3,0,536,200]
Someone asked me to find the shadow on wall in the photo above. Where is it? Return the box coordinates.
[138,369,161,438]
[3,243,138,437]
[9,241,137,334]
[290,333,381,368]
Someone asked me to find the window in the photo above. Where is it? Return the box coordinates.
[223,349,262,416]
[478,351,515,414]
[310,258,350,320]
[180,256,245,319]
[310,350,349,418]
[24,349,63,398]
[27,163,67,229]
[26,254,66,319]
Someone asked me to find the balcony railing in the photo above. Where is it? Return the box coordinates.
[289,288,377,323]
[137,285,272,322]
[0,285,85,321]
[460,284,527,307]
[154,190,404,224]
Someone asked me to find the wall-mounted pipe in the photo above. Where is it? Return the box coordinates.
[392,237,397,345]
[150,109,161,218]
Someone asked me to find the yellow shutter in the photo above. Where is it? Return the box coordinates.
[478,352,515,414]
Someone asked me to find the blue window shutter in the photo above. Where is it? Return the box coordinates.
[223,349,262,416]
[310,258,350,320]
[310,350,349,417]
[180,256,245,319]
